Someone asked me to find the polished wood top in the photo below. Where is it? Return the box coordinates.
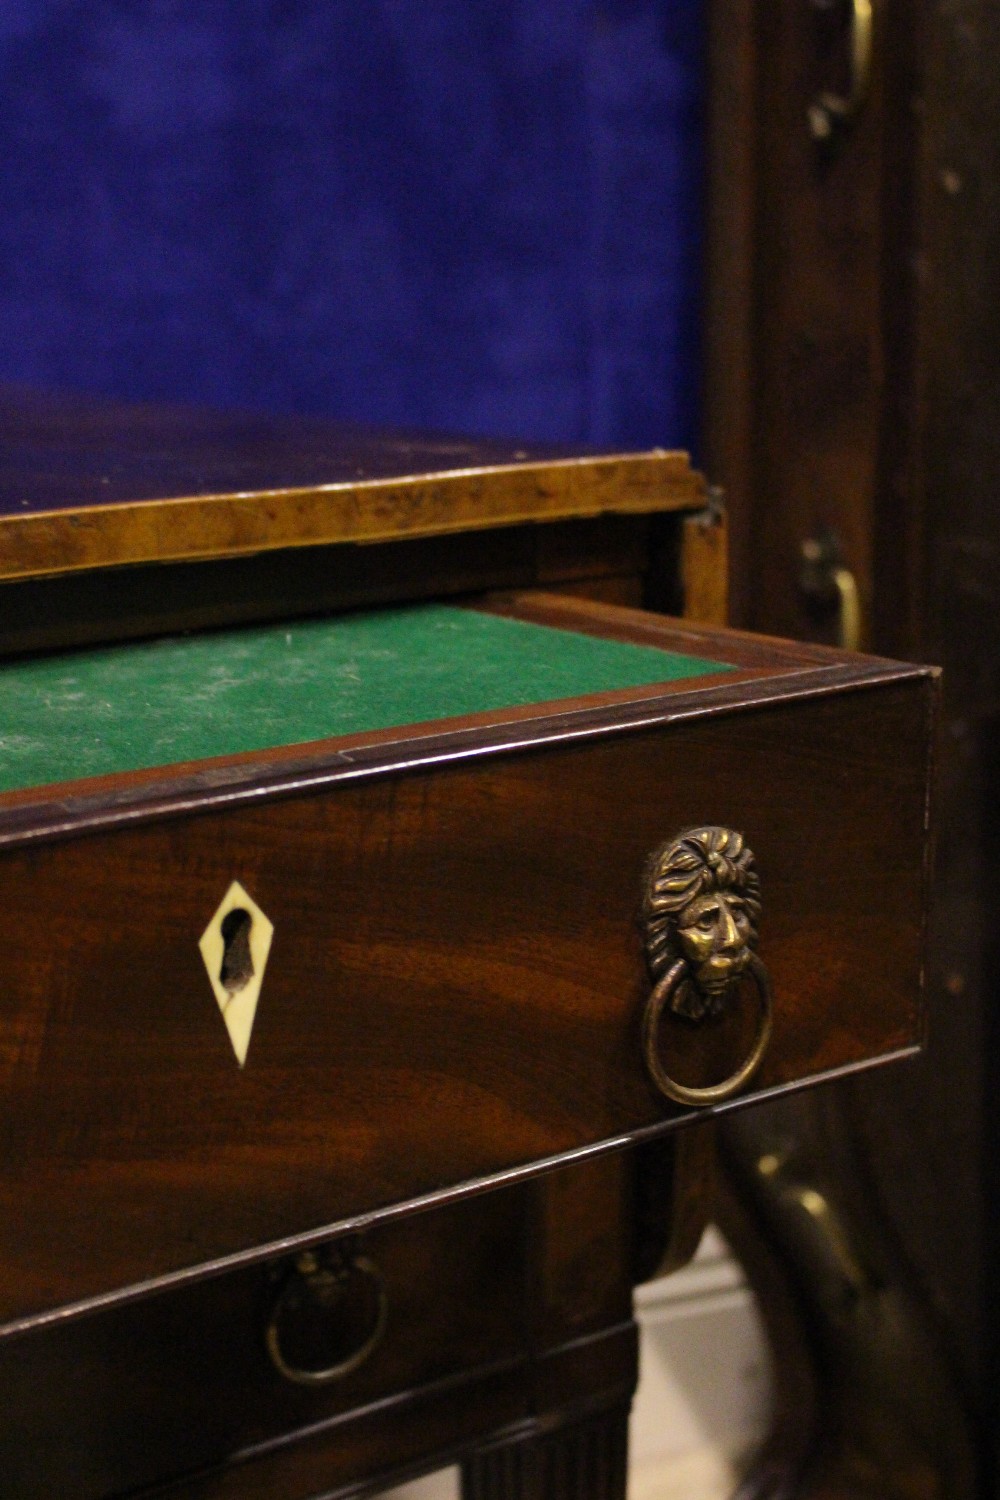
[0,388,704,581]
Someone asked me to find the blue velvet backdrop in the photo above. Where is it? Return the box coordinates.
[0,2,705,449]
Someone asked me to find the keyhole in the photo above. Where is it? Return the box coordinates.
[219,908,254,996]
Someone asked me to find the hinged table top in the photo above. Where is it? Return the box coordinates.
[0,388,703,581]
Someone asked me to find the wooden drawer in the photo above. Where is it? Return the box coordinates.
[0,1191,528,1499]
[0,1147,638,1500]
[0,592,935,1338]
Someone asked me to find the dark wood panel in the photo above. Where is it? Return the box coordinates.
[849,0,1000,1471]
[0,1159,637,1500]
[0,515,664,659]
[705,0,920,649]
[0,1192,529,1500]
[702,5,989,1486]
[0,679,932,1329]
[151,1364,528,1500]
[154,1329,638,1500]
[462,1404,631,1500]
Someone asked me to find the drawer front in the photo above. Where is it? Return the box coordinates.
[0,1161,636,1500]
[0,1192,527,1500]
[0,680,930,1326]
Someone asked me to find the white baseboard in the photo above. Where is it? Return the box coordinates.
[628,1447,750,1500]
[630,1225,771,1476]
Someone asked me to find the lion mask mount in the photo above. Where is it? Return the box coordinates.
[642,826,761,1022]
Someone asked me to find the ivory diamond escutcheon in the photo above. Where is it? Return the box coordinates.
[198,880,274,1067]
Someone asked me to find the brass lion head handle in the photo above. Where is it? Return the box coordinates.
[641,826,773,1107]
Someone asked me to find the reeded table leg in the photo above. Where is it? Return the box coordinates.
[461,1405,630,1500]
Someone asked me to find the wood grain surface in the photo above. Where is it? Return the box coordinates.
[0,661,934,1330]
[0,388,703,580]
[0,1156,636,1500]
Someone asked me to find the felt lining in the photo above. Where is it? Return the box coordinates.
[0,604,733,794]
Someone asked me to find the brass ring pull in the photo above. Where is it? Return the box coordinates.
[808,0,874,141]
[641,827,773,1108]
[643,952,774,1107]
[830,565,861,652]
[265,1247,388,1386]
[800,532,863,650]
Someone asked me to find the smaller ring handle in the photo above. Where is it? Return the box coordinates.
[265,1249,388,1386]
[642,953,774,1108]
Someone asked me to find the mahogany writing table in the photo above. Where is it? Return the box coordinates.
[0,393,935,1498]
